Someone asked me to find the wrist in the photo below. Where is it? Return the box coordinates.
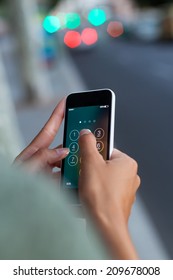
[92,206,127,229]
[92,211,138,260]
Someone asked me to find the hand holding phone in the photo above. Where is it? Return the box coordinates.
[61,89,115,204]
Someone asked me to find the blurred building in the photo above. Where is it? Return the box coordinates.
[109,0,137,19]
[55,0,108,13]
[162,4,173,40]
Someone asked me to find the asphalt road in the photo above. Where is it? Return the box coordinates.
[68,38,173,258]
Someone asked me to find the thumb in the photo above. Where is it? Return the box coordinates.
[78,129,101,161]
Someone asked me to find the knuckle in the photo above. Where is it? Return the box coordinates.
[136,175,141,188]
[129,157,138,172]
[42,126,56,138]
[37,148,47,158]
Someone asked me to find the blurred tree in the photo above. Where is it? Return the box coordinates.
[6,0,54,102]
[0,0,61,8]
[0,52,23,160]
[135,0,172,7]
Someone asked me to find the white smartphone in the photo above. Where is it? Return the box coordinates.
[61,89,116,204]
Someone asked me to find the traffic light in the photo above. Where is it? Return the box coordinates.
[43,16,61,33]
[107,21,124,38]
[81,28,98,45]
[88,8,106,26]
[65,13,81,29]
[64,31,81,48]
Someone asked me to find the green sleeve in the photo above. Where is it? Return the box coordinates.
[0,159,108,260]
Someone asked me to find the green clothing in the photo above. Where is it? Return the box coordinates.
[0,158,107,260]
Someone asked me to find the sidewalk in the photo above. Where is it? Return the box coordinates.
[0,41,23,161]
[1,35,170,260]
[15,52,87,150]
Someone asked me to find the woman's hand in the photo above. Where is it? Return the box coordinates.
[78,129,141,259]
[14,98,69,176]
[15,98,141,259]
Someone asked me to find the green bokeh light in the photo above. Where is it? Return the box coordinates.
[57,12,66,29]
[88,9,106,26]
[43,16,61,33]
[65,13,81,29]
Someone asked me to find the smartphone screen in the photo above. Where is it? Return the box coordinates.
[61,89,115,203]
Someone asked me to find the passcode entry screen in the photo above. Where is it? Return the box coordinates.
[62,104,110,189]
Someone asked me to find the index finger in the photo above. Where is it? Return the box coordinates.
[17,97,66,161]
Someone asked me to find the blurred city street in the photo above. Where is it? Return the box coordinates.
[1,30,172,259]
[0,0,173,260]
[68,37,173,258]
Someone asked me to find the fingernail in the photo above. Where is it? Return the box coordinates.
[80,129,91,137]
[55,148,69,156]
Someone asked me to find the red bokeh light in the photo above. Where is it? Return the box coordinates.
[107,21,124,38]
[64,31,81,48]
[81,28,98,45]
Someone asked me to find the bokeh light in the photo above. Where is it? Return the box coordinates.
[64,31,81,48]
[43,16,61,33]
[88,9,106,26]
[57,12,66,29]
[107,21,124,38]
[81,28,98,45]
[65,13,81,29]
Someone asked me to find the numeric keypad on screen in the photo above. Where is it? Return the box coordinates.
[67,128,105,167]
